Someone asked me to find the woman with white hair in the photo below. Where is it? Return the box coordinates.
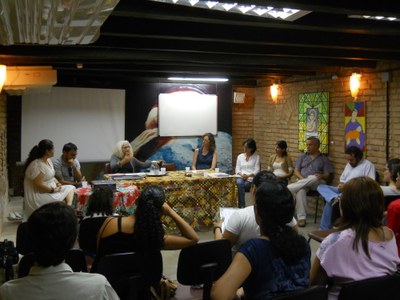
[110,140,152,173]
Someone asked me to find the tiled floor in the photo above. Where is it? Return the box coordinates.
[1,196,321,298]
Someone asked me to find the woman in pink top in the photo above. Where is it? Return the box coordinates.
[310,177,400,300]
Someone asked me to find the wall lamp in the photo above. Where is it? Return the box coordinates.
[270,83,279,103]
[350,72,361,101]
[0,65,6,93]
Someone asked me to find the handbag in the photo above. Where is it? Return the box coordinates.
[150,276,178,300]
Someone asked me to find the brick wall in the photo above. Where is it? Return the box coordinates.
[0,94,8,236]
[233,63,400,187]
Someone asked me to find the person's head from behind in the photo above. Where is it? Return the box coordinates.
[134,185,165,250]
[255,180,306,264]
[345,146,363,168]
[251,170,277,203]
[339,177,384,258]
[28,202,78,267]
[243,138,257,155]
[202,133,216,152]
[275,140,288,156]
[25,139,55,171]
[86,186,114,217]
[391,164,400,190]
[113,140,132,158]
[62,142,78,161]
[384,158,400,183]
[305,136,320,154]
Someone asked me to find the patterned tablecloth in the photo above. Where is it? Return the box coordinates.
[74,183,140,216]
[105,170,238,231]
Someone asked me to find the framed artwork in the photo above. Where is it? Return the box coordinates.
[298,92,329,154]
[344,102,365,153]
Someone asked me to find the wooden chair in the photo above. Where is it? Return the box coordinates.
[94,251,163,300]
[338,273,400,300]
[271,285,328,300]
[177,239,232,300]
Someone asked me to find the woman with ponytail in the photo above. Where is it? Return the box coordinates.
[23,139,76,219]
[93,185,199,269]
[211,180,310,300]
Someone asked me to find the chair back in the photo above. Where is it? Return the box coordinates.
[78,217,108,254]
[104,163,112,174]
[271,285,328,300]
[16,222,33,255]
[95,251,163,300]
[177,239,232,300]
[338,273,400,300]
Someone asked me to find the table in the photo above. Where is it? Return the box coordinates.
[105,170,238,231]
[74,183,140,216]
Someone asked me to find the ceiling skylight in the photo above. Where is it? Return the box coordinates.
[150,0,311,21]
[349,15,398,22]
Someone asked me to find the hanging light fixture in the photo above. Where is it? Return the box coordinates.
[0,65,6,93]
[350,73,361,100]
[270,84,278,103]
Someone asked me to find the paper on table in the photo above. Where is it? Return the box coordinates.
[208,172,230,178]
[219,207,240,232]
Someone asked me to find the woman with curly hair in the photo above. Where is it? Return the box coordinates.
[311,177,400,299]
[191,133,217,170]
[110,140,152,173]
[93,185,199,269]
[211,180,310,300]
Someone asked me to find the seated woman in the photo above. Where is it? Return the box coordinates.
[235,138,260,208]
[23,139,75,219]
[381,158,400,196]
[191,133,217,170]
[110,140,151,173]
[267,140,293,185]
[211,180,310,300]
[92,185,199,271]
[311,177,400,299]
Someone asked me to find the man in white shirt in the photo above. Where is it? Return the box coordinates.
[317,146,376,230]
[0,202,119,300]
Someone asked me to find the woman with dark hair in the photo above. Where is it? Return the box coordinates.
[23,139,75,219]
[381,159,400,196]
[267,140,293,185]
[235,138,260,208]
[191,133,217,170]
[311,177,399,299]
[211,180,310,300]
[93,185,199,269]
[85,186,114,218]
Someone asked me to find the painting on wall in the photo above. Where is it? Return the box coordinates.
[344,102,366,153]
[298,92,329,154]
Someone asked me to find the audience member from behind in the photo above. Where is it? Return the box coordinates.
[267,140,294,185]
[84,186,115,218]
[381,158,400,196]
[235,138,260,208]
[192,133,217,170]
[52,142,84,187]
[311,177,400,300]
[110,140,152,173]
[386,163,400,256]
[214,170,297,253]
[93,185,199,270]
[23,139,75,220]
[211,180,310,300]
[0,202,119,300]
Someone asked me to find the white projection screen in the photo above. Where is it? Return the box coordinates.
[158,92,217,136]
[21,87,125,162]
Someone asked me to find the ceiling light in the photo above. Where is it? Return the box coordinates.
[0,65,6,93]
[150,0,310,21]
[270,84,278,103]
[350,73,361,101]
[168,77,229,82]
[349,14,398,22]
[0,0,120,46]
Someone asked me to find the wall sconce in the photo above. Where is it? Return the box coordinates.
[0,65,6,93]
[270,84,278,103]
[350,73,361,100]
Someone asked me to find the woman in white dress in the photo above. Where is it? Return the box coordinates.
[267,140,294,185]
[24,139,75,219]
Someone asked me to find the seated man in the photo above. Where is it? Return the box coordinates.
[287,137,333,227]
[52,142,84,187]
[213,170,298,253]
[317,146,375,230]
[0,202,119,300]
